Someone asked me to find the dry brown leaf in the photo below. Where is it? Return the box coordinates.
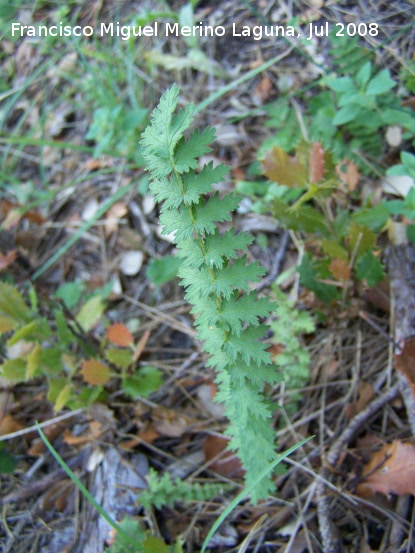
[329,258,351,281]
[337,160,360,191]
[0,414,23,436]
[0,199,46,228]
[0,251,17,272]
[345,381,374,418]
[28,423,65,456]
[105,202,128,236]
[120,426,160,449]
[254,74,273,104]
[41,479,74,512]
[394,336,415,399]
[152,406,193,438]
[81,359,111,386]
[357,440,415,497]
[63,420,103,445]
[106,323,134,347]
[203,435,245,478]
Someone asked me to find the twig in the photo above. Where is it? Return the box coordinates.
[317,382,400,553]
[256,230,290,292]
[0,408,85,442]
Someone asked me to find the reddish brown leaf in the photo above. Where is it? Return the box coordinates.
[345,381,374,418]
[81,359,111,385]
[357,440,415,497]
[337,160,360,191]
[0,251,17,272]
[106,323,134,347]
[254,74,272,103]
[309,142,325,183]
[328,258,351,281]
[203,435,245,478]
[0,414,23,436]
[394,336,415,399]
[262,146,308,188]
[0,199,45,225]
[63,420,103,445]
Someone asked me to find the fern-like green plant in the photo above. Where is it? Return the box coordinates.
[140,85,283,502]
[139,468,227,510]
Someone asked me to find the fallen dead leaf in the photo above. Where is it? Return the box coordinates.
[63,420,104,445]
[254,74,273,104]
[28,423,65,456]
[0,414,23,436]
[152,406,193,438]
[104,202,127,237]
[0,251,17,272]
[41,479,75,512]
[203,435,245,478]
[345,381,374,418]
[357,440,415,497]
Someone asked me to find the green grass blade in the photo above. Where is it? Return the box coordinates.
[194,51,293,115]
[0,135,95,154]
[201,436,313,553]
[35,421,144,550]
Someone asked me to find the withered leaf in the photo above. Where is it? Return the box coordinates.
[357,440,415,497]
[203,435,245,478]
[262,146,308,188]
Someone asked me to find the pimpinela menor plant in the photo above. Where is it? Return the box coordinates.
[140,84,284,501]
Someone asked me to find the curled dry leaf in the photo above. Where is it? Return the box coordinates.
[357,440,415,497]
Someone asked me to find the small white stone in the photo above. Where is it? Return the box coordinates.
[142,195,156,215]
[119,251,144,276]
[82,198,99,221]
[385,126,402,147]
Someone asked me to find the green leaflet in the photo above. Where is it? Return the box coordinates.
[140,85,282,503]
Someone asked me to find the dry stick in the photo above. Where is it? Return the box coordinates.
[256,231,290,292]
[317,381,400,553]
